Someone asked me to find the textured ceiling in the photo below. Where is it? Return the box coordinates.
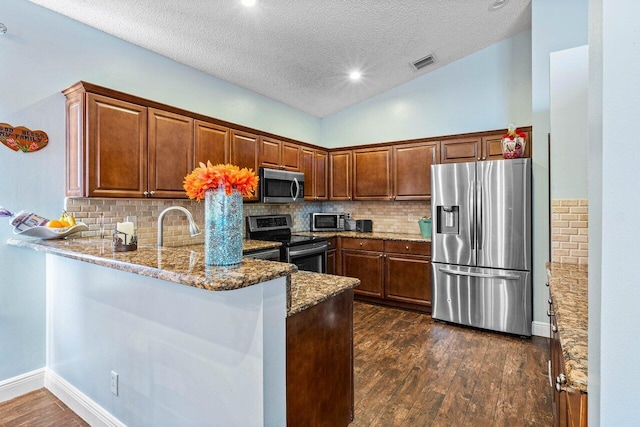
[27,0,531,118]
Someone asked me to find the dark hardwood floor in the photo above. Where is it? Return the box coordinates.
[0,388,88,427]
[0,302,552,426]
[351,302,553,427]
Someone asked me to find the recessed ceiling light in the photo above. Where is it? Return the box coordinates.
[489,0,508,11]
[241,0,257,7]
[349,71,362,81]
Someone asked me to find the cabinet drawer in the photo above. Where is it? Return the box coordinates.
[384,240,431,256]
[341,238,384,252]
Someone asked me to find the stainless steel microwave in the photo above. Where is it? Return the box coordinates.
[259,167,304,203]
[310,212,346,231]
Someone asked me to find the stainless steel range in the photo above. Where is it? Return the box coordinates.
[246,214,328,273]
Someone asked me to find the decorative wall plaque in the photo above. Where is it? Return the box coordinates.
[0,123,49,153]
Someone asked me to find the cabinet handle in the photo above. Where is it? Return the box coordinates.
[143,191,149,197]
[552,325,558,333]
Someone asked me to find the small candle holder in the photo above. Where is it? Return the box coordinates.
[113,230,138,252]
[113,216,138,252]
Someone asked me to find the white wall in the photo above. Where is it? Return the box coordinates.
[550,46,589,200]
[531,0,587,328]
[0,0,320,384]
[320,31,532,148]
[590,1,640,424]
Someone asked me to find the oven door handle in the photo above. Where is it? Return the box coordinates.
[288,244,327,258]
[290,178,300,202]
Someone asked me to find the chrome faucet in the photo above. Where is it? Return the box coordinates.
[157,206,201,246]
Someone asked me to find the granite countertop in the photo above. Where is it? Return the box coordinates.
[7,237,294,292]
[7,236,361,317]
[288,271,360,317]
[546,262,588,392]
[295,231,431,242]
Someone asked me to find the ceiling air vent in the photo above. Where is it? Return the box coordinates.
[412,54,435,71]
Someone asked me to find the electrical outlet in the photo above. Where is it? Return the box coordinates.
[110,371,119,396]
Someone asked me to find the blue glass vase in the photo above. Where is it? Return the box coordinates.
[204,186,243,266]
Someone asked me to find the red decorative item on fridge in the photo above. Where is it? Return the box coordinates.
[501,124,526,159]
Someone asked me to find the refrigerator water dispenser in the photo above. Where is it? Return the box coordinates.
[436,206,459,234]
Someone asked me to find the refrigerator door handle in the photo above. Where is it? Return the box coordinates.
[477,180,483,250]
[438,267,520,281]
[469,179,475,250]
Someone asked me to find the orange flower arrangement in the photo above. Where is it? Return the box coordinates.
[184,162,259,200]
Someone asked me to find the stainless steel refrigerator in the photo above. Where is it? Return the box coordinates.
[431,158,532,336]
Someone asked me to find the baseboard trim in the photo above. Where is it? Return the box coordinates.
[45,369,125,427]
[0,368,46,403]
[532,321,551,338]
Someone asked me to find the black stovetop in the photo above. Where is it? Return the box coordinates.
[246,214,326,247]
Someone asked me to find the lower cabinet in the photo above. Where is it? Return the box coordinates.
[549,297,588,427]
[341,238,431,312]
[327,237,338,275]
[286,289,354,427]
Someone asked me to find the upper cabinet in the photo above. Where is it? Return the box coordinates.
[194,120,229,166]
[80,93,149,198]
[330,150,352,200]
[441,128,532,164]
[148,108,194,198]
[259,137,301,171]
[393,141,439,201]
[301,148,328,201]
[352,147,392,200]
[230,130,260,201]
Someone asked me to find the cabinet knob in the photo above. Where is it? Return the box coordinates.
[482,156,486,160]
[359,242,363,247]
[546,282,549,287]
[555,382,566,393]
[348,196,352,200]
[552,325,558,333]
[143,191,149,197]
[477,157,481,161]
[547,309,554,317]
[150,191,155,196]
[380,254,383,258]
[548,298,553,304]
[405,245,409,250]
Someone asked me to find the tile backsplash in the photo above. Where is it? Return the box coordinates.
[65,198,431,246]
[551,199,588,265]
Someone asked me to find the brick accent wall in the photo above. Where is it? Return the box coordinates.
[551,199,588,265]
[65,198,431,246]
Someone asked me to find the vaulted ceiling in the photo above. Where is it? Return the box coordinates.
[27,0,531,117]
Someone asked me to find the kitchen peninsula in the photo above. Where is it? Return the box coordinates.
[7,237,359,426]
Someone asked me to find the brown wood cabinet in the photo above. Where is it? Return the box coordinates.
[287,289,354,427]
[393,141,439,200]
[352,147,392,200]
[441,129,532,163]
[260,137,300,171]
[148,108,194,198]
[80,93,148,198]
[549,296,588,427]
[340,238,432,312]
[342,238,384,298]
[230,130,260,201]
[194,120,229,166]
[330,150,352,200]
[301,148,328,201]
[383,241,432,309]
[326,237,338,275]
